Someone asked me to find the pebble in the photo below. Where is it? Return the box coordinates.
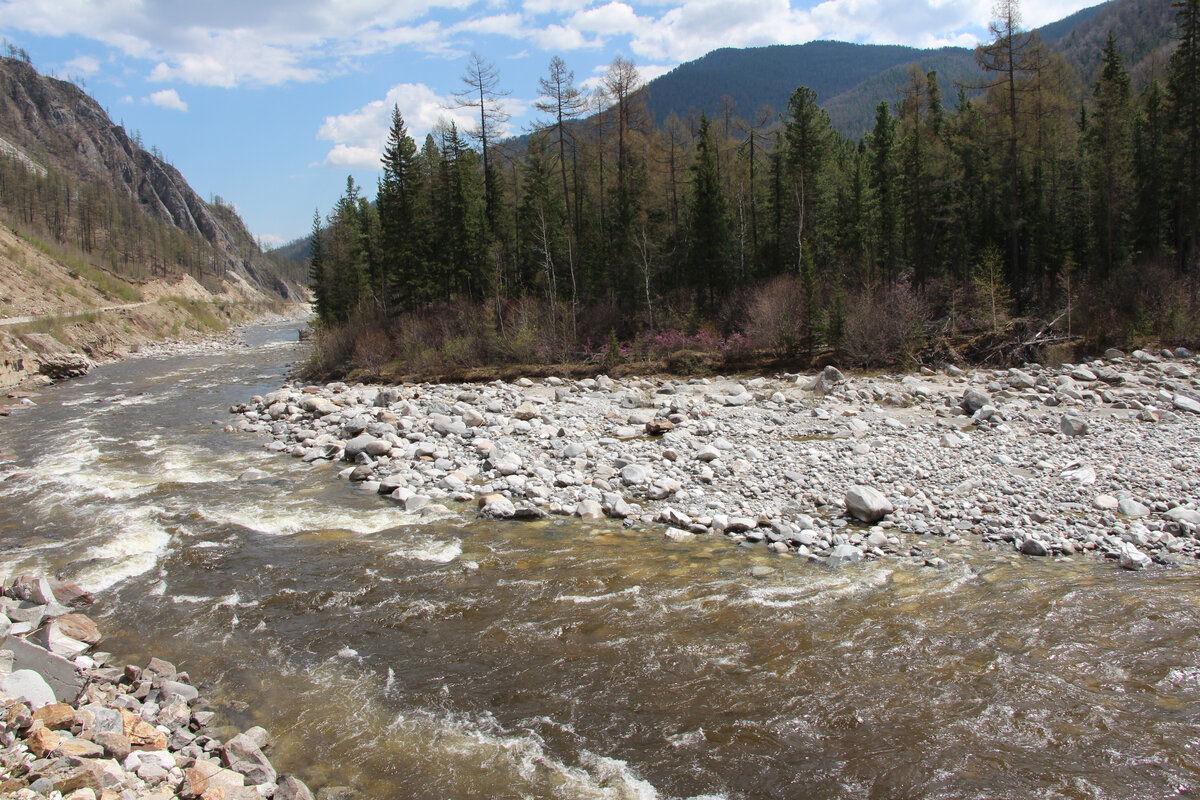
[0,575,318,800]
[227,354,1200,573]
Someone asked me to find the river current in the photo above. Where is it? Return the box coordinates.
[0,321,1198,799]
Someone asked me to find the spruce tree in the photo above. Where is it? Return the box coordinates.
[308,208,328,322]
[377,106,425,311]
[1088,31,1134,276]
[1168,0,1200,269]
[688,112,732,309]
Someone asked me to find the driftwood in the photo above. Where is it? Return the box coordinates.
[922,317,1080,367]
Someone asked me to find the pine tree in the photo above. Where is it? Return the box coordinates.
[308,208,329,322]
[456,53,510,230]
[377,106,425,311]
[977,0,1035,289]
[1088,31,1134,276]
[688,112,732,309]
[1134,80,1170,259]
[784,86,833,274]
[869,101,898,282]
[1168,0,1200,269]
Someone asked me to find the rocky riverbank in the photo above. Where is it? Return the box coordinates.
[0,576,318,800]
[230,346,1200,571]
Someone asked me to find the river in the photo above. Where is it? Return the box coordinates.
[0,320,1198,799]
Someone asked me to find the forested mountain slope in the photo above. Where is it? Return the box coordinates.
[0,56,304,299]
[640,0,1170,136]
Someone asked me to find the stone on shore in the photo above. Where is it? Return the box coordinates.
[827,544,863,566]
[1060,415,1088,437]
[845,486,893,523]
[1,668,55,707]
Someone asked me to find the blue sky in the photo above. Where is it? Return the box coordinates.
[0,0,1097,246]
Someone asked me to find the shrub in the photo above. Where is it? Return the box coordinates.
[351,326,392,375]
[747,274,808,357]
[841,282,928,368]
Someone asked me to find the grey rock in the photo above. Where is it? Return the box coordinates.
[223,732,277,786]
[619,464,649,486]
[575,499,604,520]
[1166,507,1200,526]
[822,365,846,384]
[1060,415,1088,437]
[479,496,516,520]
[845,485,894,523]
[277,776,316,800]
[827,544,863,566]
[1119,542,1152,571]
[1118,498,1150,518]
[3,635,84,703]
[1020,538,1050,556]
[161,679,200,704]
[1173,394,1200,415]
[961,388,990,413]
[342,434,379,461]
[0,668,55,708]
[1007,369,1036,389]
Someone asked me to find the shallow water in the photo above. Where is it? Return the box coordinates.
[1,322,1199,799]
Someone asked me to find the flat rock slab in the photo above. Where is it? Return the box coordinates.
[3,634,84,703]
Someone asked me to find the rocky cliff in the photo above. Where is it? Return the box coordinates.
[0,57,301,299]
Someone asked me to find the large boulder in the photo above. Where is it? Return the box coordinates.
[222,732,277,786]
[845,486,893,523]
[827,544,863,566]
[342,434,379,461]
[0,669,55,708]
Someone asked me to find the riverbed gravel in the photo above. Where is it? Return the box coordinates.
[229,347,1200,571]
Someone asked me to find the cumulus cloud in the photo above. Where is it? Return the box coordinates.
[0,0,1106,91]
[64,54,101,75]
[0,0,469,87]
[317,82,520,168]
[146,88,188,111]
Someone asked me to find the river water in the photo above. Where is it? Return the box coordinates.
[1,321,1199,799]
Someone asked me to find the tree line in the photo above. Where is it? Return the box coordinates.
[309,0,1200,367]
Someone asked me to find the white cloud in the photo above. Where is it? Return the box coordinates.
[257,232,287,248]
[64,54,101,75]
[528,23,596,51]
[0,0,470,87]
[0,0,1106,91]
[523,0,592,14]
[146,88,188,111]
[317,82,480,168]
[570,2,642,36]
[452,13,527,37]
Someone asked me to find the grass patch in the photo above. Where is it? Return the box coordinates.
[165,296,228,332]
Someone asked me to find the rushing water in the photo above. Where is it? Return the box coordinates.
[1,321,1199,799]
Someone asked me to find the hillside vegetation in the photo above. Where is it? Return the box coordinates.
[0,54,305,392]
[301,0,1200,383]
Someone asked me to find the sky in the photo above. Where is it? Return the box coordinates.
[0,0,1099,247]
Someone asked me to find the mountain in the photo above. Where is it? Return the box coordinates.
[1053,0,1178,86]
[642,41,964,126]
[0,56,308,392]
[0,56,304,299]
[639,0,1169,137]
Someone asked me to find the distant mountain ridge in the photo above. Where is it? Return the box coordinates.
[640,0,1171,137]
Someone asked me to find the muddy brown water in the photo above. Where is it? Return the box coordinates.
[1,321,1198,799]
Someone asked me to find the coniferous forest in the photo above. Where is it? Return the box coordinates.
[307,0,1200,378]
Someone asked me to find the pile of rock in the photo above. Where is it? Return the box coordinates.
[228,348,1200,571]
[0,577,316,800]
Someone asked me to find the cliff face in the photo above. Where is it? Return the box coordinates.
[0,58,301,299]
